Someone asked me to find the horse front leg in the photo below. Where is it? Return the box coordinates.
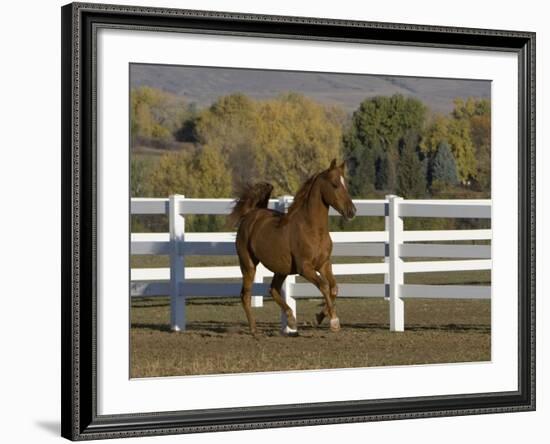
[300,262,340,332]
[315,261,338,327]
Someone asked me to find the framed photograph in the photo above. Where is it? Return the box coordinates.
[61,2,535,440]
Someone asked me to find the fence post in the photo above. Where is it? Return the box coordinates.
[251,267,264,307]
[384,196,391,301]
[388,195,405,332]
[169,194,186,332]
[278,195,292,213]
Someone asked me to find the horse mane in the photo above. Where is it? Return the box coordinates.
[279,172,322,226]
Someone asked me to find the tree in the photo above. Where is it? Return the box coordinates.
[452,97,490,120]
[148,146,233,231]
[130,157,152,197]
[396,134,426,199]
[470,112,491,192]
[130,86,190,148]
[421,97,490,186]
[430,142,458,186]
[194,93,344,195]
[194,94,262,189]
[343,95,427,194]
[194,93,259,155]
[420,114,477,182]
[255,93,344,194]
[149,145,232,198]
[374,149,389,191]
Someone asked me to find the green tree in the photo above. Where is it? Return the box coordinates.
[396,133,426,199]
[430,142,458,186]
[344,94,427,194]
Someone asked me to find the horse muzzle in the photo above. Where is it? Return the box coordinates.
[343,203,357,220]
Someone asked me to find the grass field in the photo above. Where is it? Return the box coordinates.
[130,266,491,378]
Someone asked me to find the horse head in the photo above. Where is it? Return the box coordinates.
[319,159,357,220]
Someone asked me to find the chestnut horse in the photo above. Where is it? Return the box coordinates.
[228,159,356,335]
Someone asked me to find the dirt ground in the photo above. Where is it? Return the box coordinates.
[130,296,491,378]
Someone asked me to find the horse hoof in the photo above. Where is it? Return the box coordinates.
[282,326,299,337]
[287,314,297,330]
[315,312,325,326]
[329,318,341,332]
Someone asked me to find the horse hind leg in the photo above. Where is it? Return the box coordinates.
[269,273,297,333]
[238,254,258,336]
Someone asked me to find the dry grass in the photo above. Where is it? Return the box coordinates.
[131,296,490,378]
[131,254,491,378]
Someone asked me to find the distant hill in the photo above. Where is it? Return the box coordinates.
[130,64,490,115]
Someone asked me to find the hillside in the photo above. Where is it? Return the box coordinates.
[130,64,490,114]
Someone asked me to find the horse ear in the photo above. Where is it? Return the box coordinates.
[329,159,337,169]
[339,161,346,172]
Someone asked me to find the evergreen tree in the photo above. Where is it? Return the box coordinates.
[396,136,426,199]
[431,142,458,185]
[343,94,427,195]
[374,150,389,190]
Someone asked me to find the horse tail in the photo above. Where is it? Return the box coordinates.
[227,182,274,228]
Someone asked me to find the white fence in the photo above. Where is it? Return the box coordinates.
[131,195,491,333]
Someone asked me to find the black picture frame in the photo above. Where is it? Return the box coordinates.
[61,2,536,440]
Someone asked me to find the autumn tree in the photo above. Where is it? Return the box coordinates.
[421,97,490,187]
[255,93,344,194]
[453,98,491,191]
[469,112,491,192]
[194,94,259,155]
[452,97,490,120]
[130,157,153,197]
[194,92,344,195]
[420,115,475,182]
[148,145,233,231]
[192,93,261,191]
[149,145,231,198]
[130,86,190,148]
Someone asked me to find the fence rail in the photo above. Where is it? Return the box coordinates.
[131,195,491,333]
